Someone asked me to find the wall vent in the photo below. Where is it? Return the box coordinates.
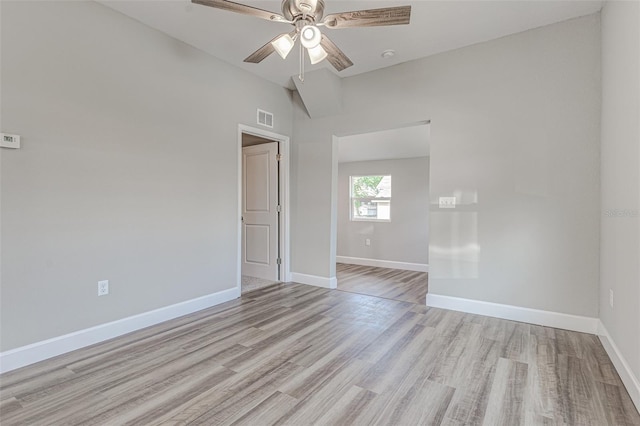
[257,109,274,128]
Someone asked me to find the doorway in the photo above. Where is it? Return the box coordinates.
[237,125,290,295]
[333,122,430,305]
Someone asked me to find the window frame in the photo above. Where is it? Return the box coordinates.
[349,175,392,222]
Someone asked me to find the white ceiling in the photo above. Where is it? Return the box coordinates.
[338,123,430,163]
[99,0,603,89]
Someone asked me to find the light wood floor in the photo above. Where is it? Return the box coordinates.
[337,263,428,305]
[241,275,279,294]
[1,283,638,425]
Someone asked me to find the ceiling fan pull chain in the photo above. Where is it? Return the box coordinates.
[298,40,305,82]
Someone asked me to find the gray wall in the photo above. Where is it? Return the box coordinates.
[292,14,601,317]
[0,1,613,357]
[337,158,429,264]
[0,1,292,351]
[599,1,640,382]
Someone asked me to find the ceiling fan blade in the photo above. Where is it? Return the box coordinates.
[320,35,353,71]
[244,31,295,63]
[192,0,289,23]
[322,6,411,29]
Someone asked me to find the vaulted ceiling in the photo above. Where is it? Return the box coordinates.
[99,1,603,89]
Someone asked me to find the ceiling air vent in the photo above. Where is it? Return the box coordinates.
[257,109,274,128]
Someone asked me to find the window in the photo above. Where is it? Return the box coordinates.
[350,175,391,221]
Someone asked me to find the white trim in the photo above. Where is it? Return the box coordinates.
[425,293,598,334]
[237,125,292,288]
[336,256,429,272]
[290,272,337,289]
[597,321,640,411]
[0,287,239,374]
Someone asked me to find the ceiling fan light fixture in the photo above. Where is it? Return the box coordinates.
[300,25,322,49]
[272,33,296,59]
[194,0,412,73]
[307,44,328,64]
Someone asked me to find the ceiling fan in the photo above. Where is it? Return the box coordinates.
[192,0,411,78]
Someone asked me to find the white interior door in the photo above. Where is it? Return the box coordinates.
[242,142,279,281]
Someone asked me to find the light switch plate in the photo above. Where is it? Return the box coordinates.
[1,133,21,149]
[439,196,456,209]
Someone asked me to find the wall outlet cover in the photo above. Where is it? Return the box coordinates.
[98,280,109,296]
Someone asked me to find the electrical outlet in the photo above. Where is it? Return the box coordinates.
[98,280,109,296]
[609,289,614,308]
[365,238,371,246]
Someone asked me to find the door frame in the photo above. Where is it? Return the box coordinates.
[237,124,291,293]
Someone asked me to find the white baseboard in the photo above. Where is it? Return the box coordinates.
[597,321,640,412]
[336,256,428,272]
[290,272,337,289]
[0,287,240,374]
[425,294,599,334]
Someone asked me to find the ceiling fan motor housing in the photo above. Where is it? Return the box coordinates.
[282,0,325,22]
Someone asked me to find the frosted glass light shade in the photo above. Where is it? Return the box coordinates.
[300,25,322,49]
[272,33,295,59]
[307,44,328,64]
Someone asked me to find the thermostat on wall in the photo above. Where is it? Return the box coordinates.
[1,133,21,149]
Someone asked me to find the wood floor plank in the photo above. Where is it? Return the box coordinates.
[230,391,299,426]
[287,321,379,368]
[442,337,503,424]
[556,354,611,425]
[373,379,455,426]
[336,263,428,304]
[223,317,332,372]
[597,380,640,426]
[428,321,486,387]
[277,328,377,401]
[482,357,529,426]
[0,397,23,418]
[311,385,378,426]
[525,330,566,424]
[356,310,423,363]
[69,364,237,425]
[363,333,456,426]
[168,349,307,424]
[1,282,638,426]
[273,358,371,425]
[356,323,435,394]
